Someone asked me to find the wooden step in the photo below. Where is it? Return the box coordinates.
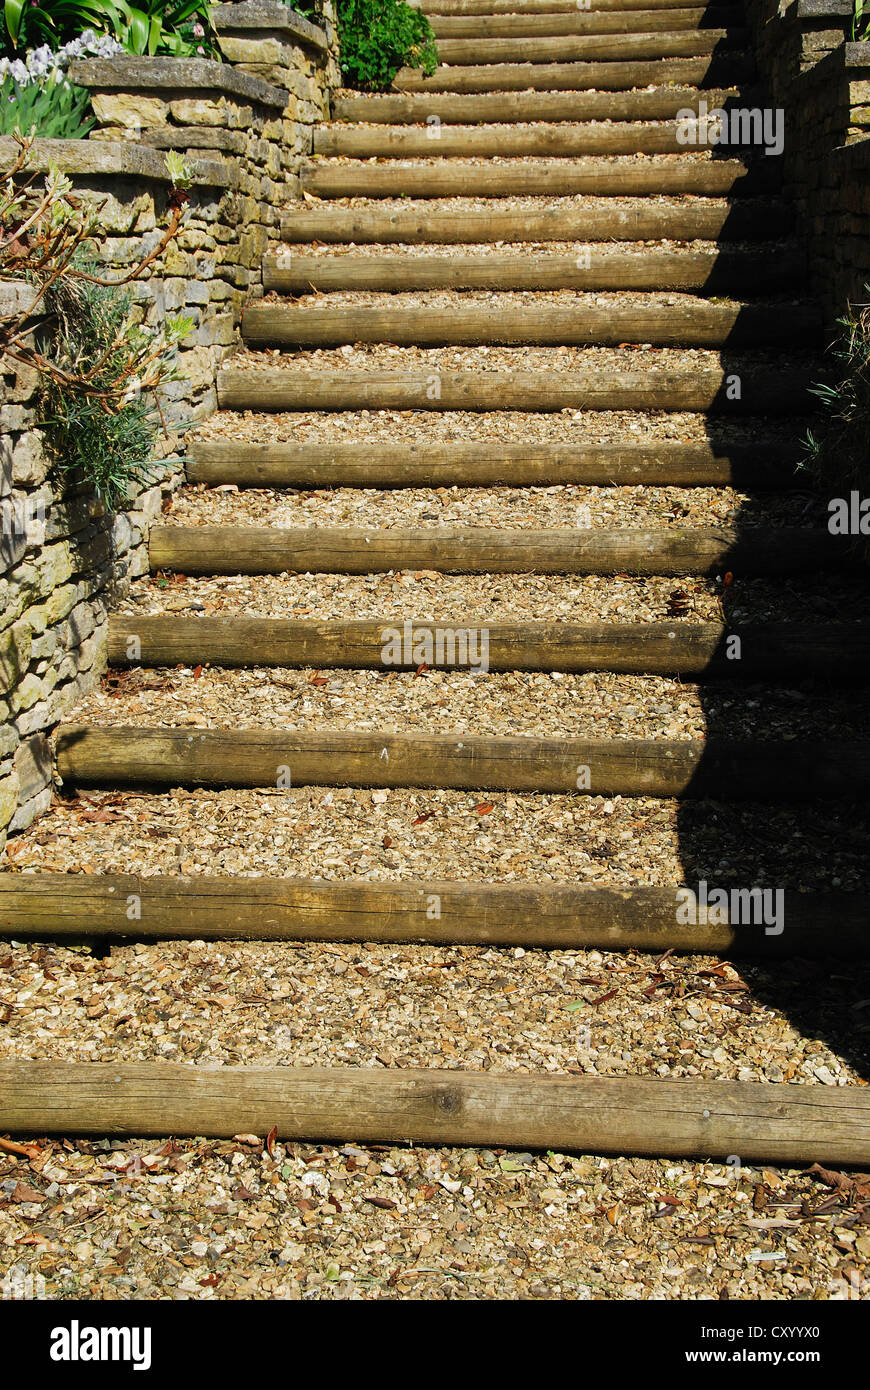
[427,8,738,37]
[109,617,870,679]
[1,874,865,957]
[55,727,870,800]
[280,200,793,244]
[331,86,744,124]
[242,301,818,350]
[413,0,736,13]
[430,31,744,63]
[5,1061,869,1162]
[263,248,804,296]
[314,121,694,158]
[148,525,842,578]
[217,364,813,414]
[300,157,773,200]
[391,56,754,92]
[187,439,801,489]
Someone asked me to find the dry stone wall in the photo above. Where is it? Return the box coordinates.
[0,2,339,844]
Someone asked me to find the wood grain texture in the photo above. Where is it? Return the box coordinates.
[300,157,767,199]
[216,366,813,414]
[55,728,870,799]
[4,1062,869,1161]
[427,8,735,36]
[185,439,800,488]
[314,121,691,157]
[148,525,841,577]
[390,56,753,93]
[331,87,743,124]
[427,7,737,35]
[107,617,870,678]
[242,301,817,349]
[0,874,862,956]
[430,31,743,63]
[263,248,802,294]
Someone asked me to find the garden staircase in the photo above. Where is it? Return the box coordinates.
[4,0,870,1162]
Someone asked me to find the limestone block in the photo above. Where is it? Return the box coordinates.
[170,98,229,126]
[9,787,51,834]
[0,772,19,830]
[13,733,51,803]
[92,93,170,129]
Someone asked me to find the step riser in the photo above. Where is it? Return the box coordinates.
[412,0,735,13]
[314,125,701,158]
[7,1062,870,1162]
[56,728,870,801]
[280,203,793,244]
[187,441,801,489]
[108,619,870,680]
[1,875,862,957]
[148,527,841,578]
[216,367,813,415]
[242,304,817,350]
[428,9,740,37]
[264,249,804,295]
[432,32,744,63]
[332,88,745,123]
[301,161,775,199]
[392,56,754,92]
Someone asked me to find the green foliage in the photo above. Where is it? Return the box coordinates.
[337,0,437,91]
[37,275,192,506]
[854,0,870,40]
[0,74,94,136]
[803,292,870,500]
[2,0,121,51]
[1,0,215,57]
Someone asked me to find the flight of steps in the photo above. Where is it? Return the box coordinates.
[5,0,870,1160]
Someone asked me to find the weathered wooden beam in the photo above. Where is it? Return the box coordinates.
[0,874,861,956]
[215,365,813,414]
[430,31,744,63]
[3,1062,869,1162]
[390,56,754,93]
[280,200,792,244]
[263,248,803,295]
[314,121,691,157]
[148,525,841,578]
[185,439,800,489]
[330,87,743,124]
[55,728,870,799]
[300,156,769,199]
[427,8,737,37]
[107,617,870,679]
[242,301,817,350]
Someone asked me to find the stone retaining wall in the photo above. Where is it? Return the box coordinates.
[0,2,339,845]
[746,0,870,321]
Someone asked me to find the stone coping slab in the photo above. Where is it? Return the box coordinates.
[213,0,329,55]
[69,55,288,108]
[0,136,234,188]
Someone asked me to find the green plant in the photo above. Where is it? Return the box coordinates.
[336,0,437,91]
[2,0,123,51]
[0,74,94,136]
[803,291,870,499]
[38,274,190,504]
[853,0,869,40]
[2,0,216,57]
[2,136,194,505]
